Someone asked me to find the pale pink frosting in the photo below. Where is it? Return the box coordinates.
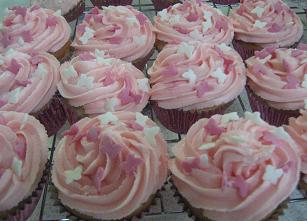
[0,111,48,211]
[153,0,234,45]
[229,0,303,47]
[285,109,307,183]
[32,0,81,15]
[149,42,246,110]
[72,6,155,62]
[52,111,168,220]
[0,49,60,113]
[169,112,300,221]
[57,53,149,116]
[246,47,307,110]
[0,5,71,53]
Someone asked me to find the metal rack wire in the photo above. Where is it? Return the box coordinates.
[37,1,307,220]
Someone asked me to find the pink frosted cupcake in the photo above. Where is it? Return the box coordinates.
[72,6,155,71]
[31,0,85,22]
[169,112,300,221]
[0,111,48,221]
[246,44,307,126]
[58,51,150,123]
[90,0,132,7]
[229,0,303,60]
[0,49,67,136]
[149,42,246,134]
[285,108,307,191]
[52,111,168,220]
[0,5,71,61]
[153,0,234,51]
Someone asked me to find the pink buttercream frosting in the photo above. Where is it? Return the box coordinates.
[246,46,307,110]
[153,0,234,45]
[32,0,81,15]
[169,112,300,221]
[0,5,71,53]
[0,49,60,113]
[149,42,246,110]
[52,111,168,220]
[57,52,149,116]
[0,111,48,211]
[285,109,307,183]
[72,6,155,62]
[229,0,303,47]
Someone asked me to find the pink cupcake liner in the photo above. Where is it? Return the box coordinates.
[90,0,132,7]
[32,93,68,136]
[211,0,240,5]
[152,101,233,134]
[152,0,181,11]
[246,87,300,127]
[64,0,85,23]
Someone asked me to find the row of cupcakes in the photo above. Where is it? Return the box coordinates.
[1,109,306,221]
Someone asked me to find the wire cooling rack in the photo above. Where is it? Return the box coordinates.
[37,1,307,220]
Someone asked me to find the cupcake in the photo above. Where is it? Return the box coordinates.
[0,5,71,61]
[285,108,307,192]
[72,6,155,71]
[245,44,307,126]
[149,42,246,134]
[31,0,85,22]
[169,112,301,221]
[152,0,180,11]
[0,111,48,221]
[52,111,168,220]
[211,0,240,5]
[0,49,67,136]
[90,0,132,7]
[58,51,150,123]
[229,0,303,60]
[153,0,234,51]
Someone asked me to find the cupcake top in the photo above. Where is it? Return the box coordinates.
[246,44,307,110]
[285,108,307,183]
[149,42,246,110]
[153,0,234,45]
[0,5,71,53]
[229,0,303,47]
[52,111,168,220]
[58,51,149,116]
[0,49,60,113]
[72,6,155,62]
[0,111,48,211]
[31,0,82,15]
[169,112,300,221]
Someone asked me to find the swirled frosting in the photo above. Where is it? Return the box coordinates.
[57,51,149,116]
[0,5,71,53]
[285,109,307,183]
[52,111,168,220]
[32,0,81,15]
[153,0,234,45]
[149,42,246,110]
[229,0,303,47]
[0,111,48,211]
[169,112,300,221]
[0,49,60,113]
[246,45,307,110]
[72,6,155,62]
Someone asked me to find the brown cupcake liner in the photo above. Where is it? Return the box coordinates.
[298,174,307,195]
[152,0,181,11]
[155,39,167,52]
[50,184,163,221]
[65,104,86,125]
[246,86,300,127]
[32,93,68,136]
[90,0,132,7]
[211,0,240,5]
[63,0,86,23]
[51,39,72,62]
[169,178,288,221]
[132,48,154,71]
[152,100,234,134]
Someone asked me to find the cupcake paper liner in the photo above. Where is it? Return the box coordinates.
[298,175,307,195]
[132,48,154,71]
[211,0,240,5]
[63,0,86,23]
[90,0,132,7]
[155,39,167,52]
[246,86,300,127]
[32,93,68,136]
[152,101,234,134]
[51,39,72,62]
[50,184,163,221]
[65,104,85,125]
[169,178,288,221]
[232,39,263,61]
[152,0,181,11]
